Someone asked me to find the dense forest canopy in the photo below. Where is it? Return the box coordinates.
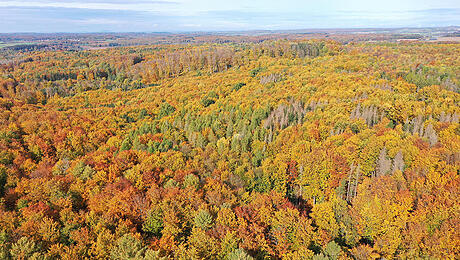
[0,37,459,259]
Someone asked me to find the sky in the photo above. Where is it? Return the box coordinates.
[0,0,459,33]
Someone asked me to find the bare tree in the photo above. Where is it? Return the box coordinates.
[392,150,405,173]
[376,147,392,177]
[346,163,360,203]
[423,123,438,146]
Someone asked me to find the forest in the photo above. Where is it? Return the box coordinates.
[0,37,458,259]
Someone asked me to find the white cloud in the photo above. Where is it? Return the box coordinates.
[75,18,126,25]
[0,0,458,32]
[0,0,178,12]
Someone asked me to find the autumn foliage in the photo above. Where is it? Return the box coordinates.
[0,38,458,259]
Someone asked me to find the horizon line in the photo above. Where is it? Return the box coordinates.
[1,25,459,35]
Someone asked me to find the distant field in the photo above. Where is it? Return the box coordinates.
[0,41,37,49]
[432,36,460,42]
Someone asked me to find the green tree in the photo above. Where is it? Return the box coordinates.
[10,237,41,260]
[227,248,253,260]
[183,174,200,190]
[110,234,145,260]
[194,209,213,230]
[158,102,176,118]
[142,209,164,238]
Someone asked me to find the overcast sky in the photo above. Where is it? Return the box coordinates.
[0,0,459,32]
